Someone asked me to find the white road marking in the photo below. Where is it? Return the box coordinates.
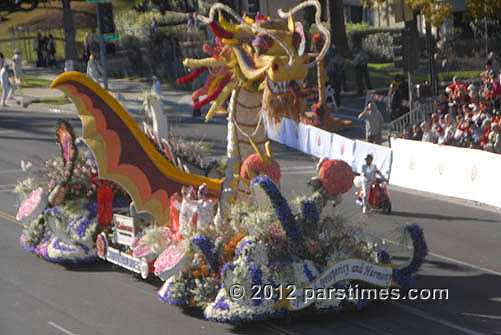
[461,313,501,321]
[0,169,22,174]
[0,189,14,193]
[390,302,487,335]
[384,239,501,276]
[48,322,79,335]
[0,184,15,189]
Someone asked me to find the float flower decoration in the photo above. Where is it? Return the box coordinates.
[16,121,132,263]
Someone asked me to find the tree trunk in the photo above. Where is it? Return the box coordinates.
[330,0,350,57]
[62,0,77,62]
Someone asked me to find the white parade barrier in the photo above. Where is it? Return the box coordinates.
[264,114,392,180]
[390,137,501,208]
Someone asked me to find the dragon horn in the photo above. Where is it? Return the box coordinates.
[245,164,257,181]
[248,136,272,166]
[264,141,274,162]
[278,0,330,69]
[208,2,295,67]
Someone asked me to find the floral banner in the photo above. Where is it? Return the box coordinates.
[276,258,396,311]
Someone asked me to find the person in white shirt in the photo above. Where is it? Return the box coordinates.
[86,54,102,85]
[1,63,14,106]
[12,49,25,85]
[360,154,385,214]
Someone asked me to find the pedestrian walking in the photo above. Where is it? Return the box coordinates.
[86,54,102,85]
[1,63,15,106]
[0,52,5,70]
[358,101,384,144]
[12,49,25,85]
[353,48,372,95]
[47,34,56,68]
[83,32,91,62]
[326,47,345,109]
[34,31,43,67]
[40,34,49,67]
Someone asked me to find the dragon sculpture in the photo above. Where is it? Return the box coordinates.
[179,0,334,204]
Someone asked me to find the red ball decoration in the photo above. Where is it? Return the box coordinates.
[317,159,353,195]
[240,154,281,185]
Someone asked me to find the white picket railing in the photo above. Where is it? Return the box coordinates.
[390,99,434,135]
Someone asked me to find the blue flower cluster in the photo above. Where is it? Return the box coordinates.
[392,224,428,288]
[250,265,263,306]
[192,235,220,270]
[235,239,254,257]
[158,281,188,306]
[205,306,288,324]
[303,262,316,282]
[220,262,235,288]
[250,176,301,242]
[300,200,319,224]
[377,249,392,264]
[214,295,230,311]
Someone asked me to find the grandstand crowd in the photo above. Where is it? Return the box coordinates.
[399,60,501,154]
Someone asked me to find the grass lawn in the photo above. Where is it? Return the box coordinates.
[342,62,481,91]
[33,96,71,105]
[19,75,52,88]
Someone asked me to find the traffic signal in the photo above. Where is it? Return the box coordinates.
[97,3,115,34]
[393,33,405,69]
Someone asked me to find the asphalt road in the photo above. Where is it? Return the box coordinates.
[0,108,500,335]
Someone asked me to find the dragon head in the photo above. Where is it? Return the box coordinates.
[180,1,330,122]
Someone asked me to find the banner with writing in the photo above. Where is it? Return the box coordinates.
[277,258,395,311]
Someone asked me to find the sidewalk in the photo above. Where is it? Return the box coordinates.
[1,64,194,117]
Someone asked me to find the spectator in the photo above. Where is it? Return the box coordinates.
[358,101,384,144]
[433,92,449,117]
[412,124,423,141]
[47,34,56,68]
[401,123,413,140]
[40,34,49,67]
[353,48,371,95]
[11,49,25,85]
[444,113,456,144]
[0,52,5,70]
[436,127,446,145]
[388,75,408,121]
[86,54,102,85]
[83,32,91,63]
[1,63,14,106]
[34,31,43,67]
[421,121,434,143]
[326,47,344,109]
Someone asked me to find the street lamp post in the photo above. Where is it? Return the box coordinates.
[95,3,109,90]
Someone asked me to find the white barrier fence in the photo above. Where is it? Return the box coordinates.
[390,137,501,208]
[263,114,392,179]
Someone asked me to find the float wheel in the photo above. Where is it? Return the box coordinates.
[140,257,149,280]
[96,233,108,259]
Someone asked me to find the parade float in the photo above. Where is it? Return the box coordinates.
[14,0,427,324]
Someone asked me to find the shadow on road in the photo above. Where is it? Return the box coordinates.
[390,211,499,223]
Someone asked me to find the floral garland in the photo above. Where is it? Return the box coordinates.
[392,225,428,288]
[250,176,301,242]
[192,235,220,270]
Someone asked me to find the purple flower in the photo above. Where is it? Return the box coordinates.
[250,265,262,306]
[303,262,316,282]
[158,281,188,306]
[250,176,301,242]
[300,200,319,223]
[392,224,428,287]
[192,235,220,270]
[214,296,230,311]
